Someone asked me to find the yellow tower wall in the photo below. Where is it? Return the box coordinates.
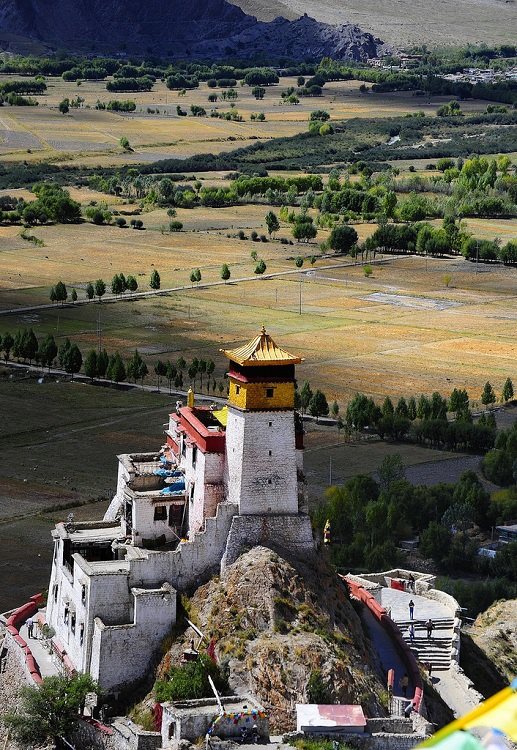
[228,380,294,410]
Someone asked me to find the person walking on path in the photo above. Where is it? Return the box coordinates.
[408,599,415,620]
[408,623,415,643]
[408,574,415,592]
[400,673,409,698]
[26,616,34,638]
[426,618,435,639]
[425,661,432,678]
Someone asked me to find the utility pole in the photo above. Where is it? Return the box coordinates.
[299,276,302,315]
[329,455,333,486]
[97,309,102,354]
[476,240,479,273]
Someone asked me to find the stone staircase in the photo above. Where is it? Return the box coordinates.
[395,617,455,672]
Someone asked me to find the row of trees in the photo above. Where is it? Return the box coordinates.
[48,271,162,304]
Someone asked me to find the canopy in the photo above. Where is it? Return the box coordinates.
[416,679,517,748]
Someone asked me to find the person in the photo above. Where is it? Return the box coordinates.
[26,616,34,639]
[251,724,259,744]
[426,618,435,639]
[408,574,415,592]
[408,599,415,620]
[425,661,432,678]
[400,673,409,698]
[408,623,415,643]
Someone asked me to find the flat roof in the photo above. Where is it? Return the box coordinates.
[296,705,366,729]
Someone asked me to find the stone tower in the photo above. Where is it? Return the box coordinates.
[222,326,302,515]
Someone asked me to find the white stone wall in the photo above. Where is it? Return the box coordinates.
[185,449,225,536]
[129,503,237,592]
[225,409,299,515]
[89,584,176,692]
[105,458,132,522]
[222,514,314,568]
[131,495,181,547]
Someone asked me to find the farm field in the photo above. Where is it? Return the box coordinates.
[0,75,490,166]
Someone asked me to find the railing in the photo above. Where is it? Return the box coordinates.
[4,593,44,684]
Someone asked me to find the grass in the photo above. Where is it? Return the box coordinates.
[0,75,490,167]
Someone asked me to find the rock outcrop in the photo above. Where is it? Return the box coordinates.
[158,546,387,731]
[0,0,388,60]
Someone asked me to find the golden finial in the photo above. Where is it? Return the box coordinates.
[261,325,267,336]
[187,387,194,408]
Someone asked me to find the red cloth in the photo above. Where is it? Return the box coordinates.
[153,703,163,732]
[390,579,405,591]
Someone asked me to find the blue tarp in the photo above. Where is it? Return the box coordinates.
[154,469,182,478]
[160,480,185,495]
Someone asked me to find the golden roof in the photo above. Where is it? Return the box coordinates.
[222,326,303,367]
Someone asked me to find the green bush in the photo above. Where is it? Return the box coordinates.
[154,653,228,702]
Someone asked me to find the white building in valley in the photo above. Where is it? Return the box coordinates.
[45,328,314,693]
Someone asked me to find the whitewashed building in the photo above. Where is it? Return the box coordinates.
[45,329,314,693]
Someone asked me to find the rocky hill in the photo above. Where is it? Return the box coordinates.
[0,0,388,60]
[155,546,387,731]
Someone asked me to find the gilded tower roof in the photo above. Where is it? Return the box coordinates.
[222,326,303,367]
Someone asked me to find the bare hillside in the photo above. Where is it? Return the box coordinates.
[229,0,517,46]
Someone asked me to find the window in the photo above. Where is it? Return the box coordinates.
[268,450,272,456]
[181,438,186,457]
[154,506,167,521]
[266,388,274,398]
[268,421,272,427]
[53,584,58,602]
[235,385,241,395]
[71,613,76,635]
[81,585,86,604]
[268,479,272,485]
[63,605,69,625]
[79,623,84,646]
[192,445,197,468]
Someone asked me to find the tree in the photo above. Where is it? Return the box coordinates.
[120,136,132,151]
[449,388,469,415]
[420,522,452,564]
[94,278,106,301]
[3,673,98,746]
[502,378,514,402]
[58,98,70,115]
[254,259,266,275]
[107,352,126,383]
[86,282,94,300]
[2,331,14,362]
[292,215,317,243]
[382,396,394,417]
[328,224,358,254]
[481,381,496,407]
[150,269,161,289]
[331,400,339,419]
[221,264,231,283]
[309,389,329,419]
[111,274,123,295]
[194,268,202,283]
[84,349,98,380]
[38,334,57,371]
[55,280,68,305]
[265,211,280,237]
[300,381,313,414]
[64,343,82,378]
[155,360,167,391]
[127,349,148,384]
[252,86,266,99]
[378,454,405,492]
[97,349,109,378]
[71,288,78,302]
[166,361,177,393]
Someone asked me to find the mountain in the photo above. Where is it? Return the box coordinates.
[229,0,516,47]
[0,0,388,60]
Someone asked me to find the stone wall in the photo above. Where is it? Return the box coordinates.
[221,513,315,568]
[72,717,161,750]
[129,502,237,593]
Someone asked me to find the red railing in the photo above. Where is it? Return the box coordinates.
[5,593,44,685]
[343,578,423,713]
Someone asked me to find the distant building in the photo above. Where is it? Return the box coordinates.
[496,524,517,544]
[45,328,314,693]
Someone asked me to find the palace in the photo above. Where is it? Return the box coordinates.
[45,328,315,693]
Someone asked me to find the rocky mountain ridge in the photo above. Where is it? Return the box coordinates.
[0,0,388,60]
[155,547,387,731]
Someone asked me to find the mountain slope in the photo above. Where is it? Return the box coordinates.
[0,0,387,59]
[157,547,387,730]
[230,0,517,47]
